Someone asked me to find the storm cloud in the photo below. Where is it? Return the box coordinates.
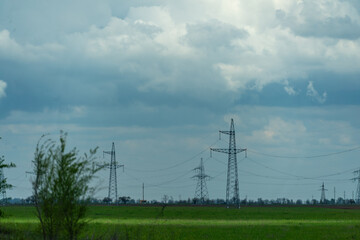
[0,0,359,201]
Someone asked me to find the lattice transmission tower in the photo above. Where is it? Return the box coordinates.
[319,182,328,204]
[192,158,210,204]
[103,142,124,202]
[210,118,247,208]
[351,169,360,203]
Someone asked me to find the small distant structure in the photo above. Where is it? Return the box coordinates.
[351,169,360,203]
[140,183,147,204]
[192,158,210,204]
[319,182,328,204]
[101,142,124,203]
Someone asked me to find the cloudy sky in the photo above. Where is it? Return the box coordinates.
[1,0,360,202]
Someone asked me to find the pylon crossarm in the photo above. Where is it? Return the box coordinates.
[236,148,247,154]
[211,148,246,154]
[117,165,125,172]
[210,148,230,154]
[219,131,233,135]
[193,166,201,171]
[103,151,112,157]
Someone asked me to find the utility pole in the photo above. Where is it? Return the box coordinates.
[211,118,247,208]
[351,169,360,203]
[103,142,124,203]
[142,183,145,202]
[334,187,336,203]
[192,158,210,204]
[319,182,328,204]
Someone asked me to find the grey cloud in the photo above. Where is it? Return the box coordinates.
[132,20,163,36]
[347,0,360,13]
[184,20,248,49]
[0,0,113,44]
[276,2,360,39]
[1,0,359,129]
[294,16,360,39]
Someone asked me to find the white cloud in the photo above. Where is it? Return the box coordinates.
[0,29,64,61]
[284,86,297,96]
[283,80,298,96]
[276,0,360,39]
[0,0,360,97]
[0,30,22,59]
[306,81,327,104]
[248,117,307,145]
[0,80,7,98]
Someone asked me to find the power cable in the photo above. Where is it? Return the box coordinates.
[239,181,319,186]
[125,139,220,172]
[247,146,360,159]
[124,169,193,188]
[246,156,359,180]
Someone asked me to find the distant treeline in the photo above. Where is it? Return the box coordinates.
[2,196,357,206]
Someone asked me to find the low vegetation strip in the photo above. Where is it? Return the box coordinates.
[2,206,360,239]
[4,217,360,226]
[91,218,360,226]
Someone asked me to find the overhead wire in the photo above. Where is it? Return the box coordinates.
[247,146,360,159]
[239,181,320,186]
[113,136,359,194]
[246,156,359,180]
[124,169,194,188]
[124,139,220,172]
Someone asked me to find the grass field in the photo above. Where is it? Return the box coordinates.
[1,205,360,239]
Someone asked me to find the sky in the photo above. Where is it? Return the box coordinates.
[0,0,360,202]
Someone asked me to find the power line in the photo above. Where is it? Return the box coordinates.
[247,146,360,159]
[246,156,359,180]
[125,139,220,173]
[246,157,303,179]
[239,181,319,186]
[124,169,194,188]
[238,168,349,182]
[211,156,246,166]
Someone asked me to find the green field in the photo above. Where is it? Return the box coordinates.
[2,205,360,239]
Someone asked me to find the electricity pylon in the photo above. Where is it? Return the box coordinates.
[103,142,124,203]
[319,182,327,204]
[192,158,210,204]
[210,118,247,208]
[351,169,360,203]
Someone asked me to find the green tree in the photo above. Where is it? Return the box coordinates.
[0,137,16,209]
[32,132,102,240]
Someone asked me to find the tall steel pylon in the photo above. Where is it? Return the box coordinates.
[103,142,124,202]
[211,118,247,208]
[319,182,327,204]
[351,169,360,203]
[192,158,210,204]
